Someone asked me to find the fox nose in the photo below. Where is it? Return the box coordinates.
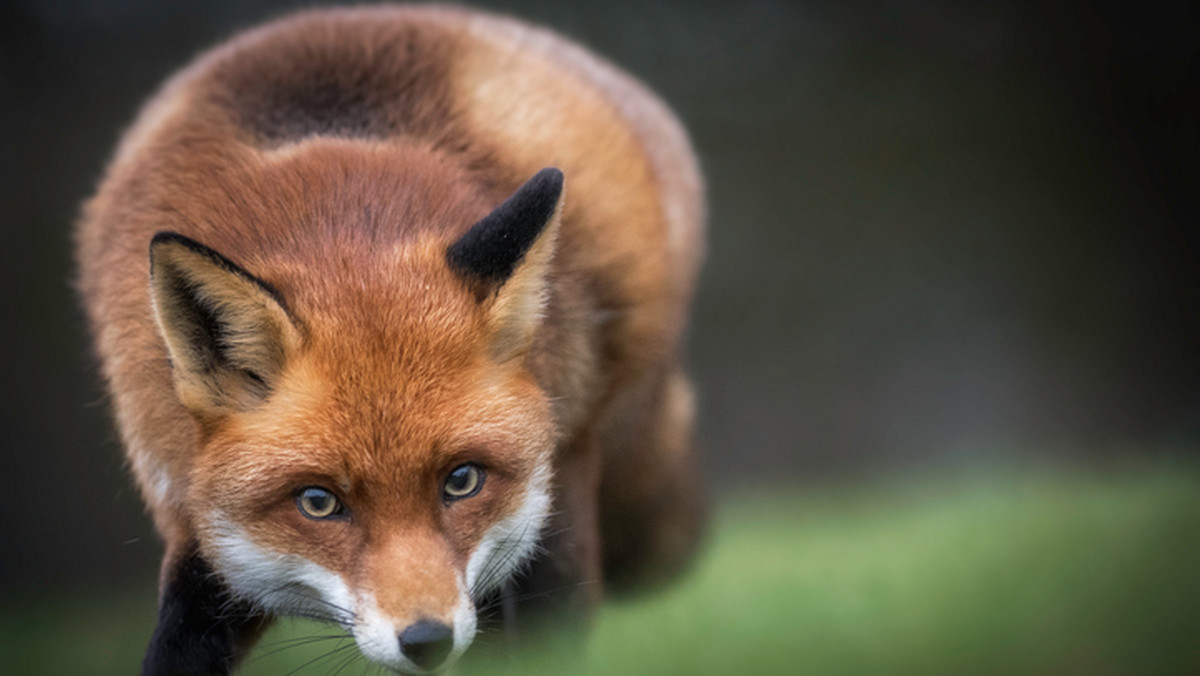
[398,619,454,671]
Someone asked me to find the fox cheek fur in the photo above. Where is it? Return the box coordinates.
[78,5,706,675]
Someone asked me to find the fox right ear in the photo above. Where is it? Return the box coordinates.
[447,168,564,361]
[149,232,300,417]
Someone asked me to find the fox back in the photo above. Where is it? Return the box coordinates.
[77,5,704,674]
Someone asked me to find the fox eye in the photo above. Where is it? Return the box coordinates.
[443,464,485,501]
[296,487,343,519]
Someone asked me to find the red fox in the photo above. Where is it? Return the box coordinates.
[77,5,705,674]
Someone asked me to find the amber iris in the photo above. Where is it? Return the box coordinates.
[443,464,484,501]
[297,486,342,519]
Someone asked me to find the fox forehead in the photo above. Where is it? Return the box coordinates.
[200,335,554,482]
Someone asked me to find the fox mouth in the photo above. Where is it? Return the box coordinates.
[243,584,472,674]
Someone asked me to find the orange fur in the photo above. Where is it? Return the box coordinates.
[77,5,705,672]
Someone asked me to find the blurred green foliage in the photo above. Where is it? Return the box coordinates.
[5,464,1198,675]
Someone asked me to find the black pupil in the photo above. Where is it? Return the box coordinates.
[305,490,332,513]
[448,466,473,493]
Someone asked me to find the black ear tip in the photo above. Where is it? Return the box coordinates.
[150,230,187,252]
[149,231,212,261]
[534,167,564,201]
[446,167,565,287]
[150,232,191,270]
[147,232,284,306]
[149,231,217,274]
[534,167,564,191]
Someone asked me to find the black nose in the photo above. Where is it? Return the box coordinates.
[398,619,454,670]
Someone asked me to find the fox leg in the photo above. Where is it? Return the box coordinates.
[142,542,268,676]
[598,367,708,593]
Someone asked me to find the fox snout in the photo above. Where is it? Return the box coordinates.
[356,607,471,674]
[348,530,481,673]
[207,517,485,673]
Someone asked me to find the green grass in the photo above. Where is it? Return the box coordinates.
[6,464,1199,675]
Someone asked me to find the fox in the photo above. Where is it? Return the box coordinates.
[76,4,705,674]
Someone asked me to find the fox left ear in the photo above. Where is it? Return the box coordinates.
[149,232,301,416]
[447,168,564,360]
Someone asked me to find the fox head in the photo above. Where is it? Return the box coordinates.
[148,168,565,673]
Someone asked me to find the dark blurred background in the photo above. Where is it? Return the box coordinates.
[1,0,1197,600]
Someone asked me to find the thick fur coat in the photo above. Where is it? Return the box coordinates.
[77,5,705,674]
